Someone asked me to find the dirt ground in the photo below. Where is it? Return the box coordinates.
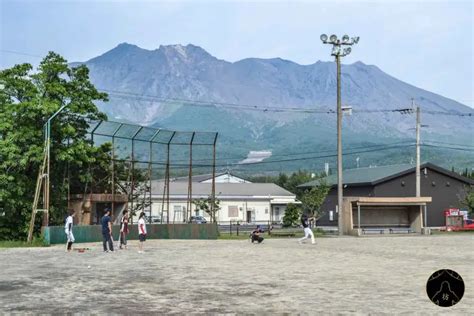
[0,234,472,314]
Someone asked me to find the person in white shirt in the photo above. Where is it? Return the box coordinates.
[64,210,75,252]
[138,212,147,253]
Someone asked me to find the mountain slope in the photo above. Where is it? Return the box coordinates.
[74,43,474,172]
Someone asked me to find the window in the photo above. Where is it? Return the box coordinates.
[228,205,238,217]
[173,205,182,212]
[265,208,268,214]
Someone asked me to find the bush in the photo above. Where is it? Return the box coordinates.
[282,204,301,227]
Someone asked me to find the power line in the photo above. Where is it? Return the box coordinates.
[423,140,474,148]
[421,144,474,152]
[101,88,423,115]
[168,141,415,163]
[0,49,43,58]
[127,144,416,168]
[102,89,474,116]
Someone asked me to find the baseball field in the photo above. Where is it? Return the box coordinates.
[0,234,472,314]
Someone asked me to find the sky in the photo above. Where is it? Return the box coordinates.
[1,0,473,107]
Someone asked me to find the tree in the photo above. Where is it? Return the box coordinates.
[300,182,330,224]
[0,52,109,239]
[282,203,301,227]
[460,188,474,217]
[193,196,221,222]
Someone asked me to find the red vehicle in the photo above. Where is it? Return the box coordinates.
[444,208,474,231]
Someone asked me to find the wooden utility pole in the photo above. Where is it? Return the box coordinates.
[320,33,359,236]
[336,53,343,236]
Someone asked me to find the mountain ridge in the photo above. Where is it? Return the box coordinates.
[73,43,473,172]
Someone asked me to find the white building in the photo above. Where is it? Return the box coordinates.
[169,171,251,184]
[150,181,299,224]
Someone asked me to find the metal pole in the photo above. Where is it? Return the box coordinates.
[149,130,161,223]
[43,103,69,228]
[130,127,143,219]
[167,132,176,224]
[424,205,427,228]
[187,132,195,223]
[211,133,218,223]
[111,124,122,216]
[357,204,361,230]
[415,102,421,197]
[336,54,343,236]
[149,141,153,219]
[43,122,50,227]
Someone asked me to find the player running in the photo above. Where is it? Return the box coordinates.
[298,213,315,244]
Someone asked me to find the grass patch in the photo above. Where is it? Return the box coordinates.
[0,238,48,249]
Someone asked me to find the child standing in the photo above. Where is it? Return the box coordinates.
[119,210,129,250]
[138,212,147,253]
[101,208,114,252]
[64,210,75,252]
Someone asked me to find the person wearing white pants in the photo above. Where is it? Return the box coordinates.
[64,210,76,252]
[298,213,315,244]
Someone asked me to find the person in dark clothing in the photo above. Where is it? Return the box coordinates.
[251,225,264,244]
[298,213,315,244]
[119,210,129,250]
[101,209,114,252]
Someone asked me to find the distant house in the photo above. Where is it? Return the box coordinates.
[298,163,473,227]
[150,181,298,223]
[169,171,251,184]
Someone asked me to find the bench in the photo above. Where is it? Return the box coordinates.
[362,228,385,234]
[389,228,413,234]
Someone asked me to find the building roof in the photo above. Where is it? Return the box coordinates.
[151,182,296,198]
[165,172,250,183]
[299,162,474,188]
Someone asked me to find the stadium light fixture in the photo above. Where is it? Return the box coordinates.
[320,33,359,236]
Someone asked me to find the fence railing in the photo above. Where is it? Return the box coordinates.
[218,221,340,236]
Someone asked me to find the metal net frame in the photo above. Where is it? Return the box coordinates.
[85,119,218,224]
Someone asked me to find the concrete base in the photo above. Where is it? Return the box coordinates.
[422,227,432,235]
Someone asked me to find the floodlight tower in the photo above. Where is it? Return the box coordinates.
[320,34,359,235]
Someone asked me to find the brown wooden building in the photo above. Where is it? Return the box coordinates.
[299,163,473,228]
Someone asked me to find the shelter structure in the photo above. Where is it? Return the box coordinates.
[341,197,432,236]
[299,163,473,228]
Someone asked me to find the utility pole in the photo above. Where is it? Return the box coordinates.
[415,99,421,197]
[321,34,359,235]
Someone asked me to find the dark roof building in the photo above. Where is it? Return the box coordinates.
[299,163,474,227]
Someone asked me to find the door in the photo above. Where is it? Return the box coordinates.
[247,211,252,223]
